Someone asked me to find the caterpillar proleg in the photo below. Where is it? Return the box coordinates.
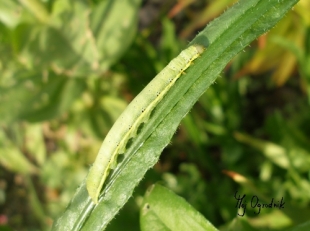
[86,45,204,204]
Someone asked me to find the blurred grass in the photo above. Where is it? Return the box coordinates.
[0,0,310,230]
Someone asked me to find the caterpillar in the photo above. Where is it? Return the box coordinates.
[86,44,205,204]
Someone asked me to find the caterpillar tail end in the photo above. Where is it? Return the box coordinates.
[86,168,100,204]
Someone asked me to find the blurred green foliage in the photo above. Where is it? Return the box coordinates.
[0,0,310,230]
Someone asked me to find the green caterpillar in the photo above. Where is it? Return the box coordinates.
[86,45,204,204]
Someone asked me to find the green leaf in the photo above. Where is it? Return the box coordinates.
[0,1,25,28]
[140,184,218,231]
[220,217,261,231]
[286,220,310,231]
[51,0,299,230]
[89,0,141,71]
[24,123,46,165]
[0,72,86,124]
[234,131,290,169]
[0,129,38,174]
[15,0,141,75]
